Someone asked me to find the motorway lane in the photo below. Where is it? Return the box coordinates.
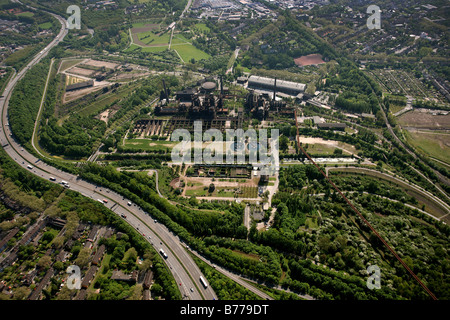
[0,5,217,301]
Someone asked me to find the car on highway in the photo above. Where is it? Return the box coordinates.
[27,165,33,170]
[120,214,127,219]
[127,201,132,206]
[49,177,56,181]
[102,199,108,203]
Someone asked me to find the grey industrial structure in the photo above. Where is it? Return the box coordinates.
[66,80,94,92]
[247,75,306,96]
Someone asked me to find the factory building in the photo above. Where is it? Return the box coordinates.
[66,80,94,92]
[247,76,306,96]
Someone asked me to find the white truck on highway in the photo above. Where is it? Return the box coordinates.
[200,276,208,289]
[159,248,168,259]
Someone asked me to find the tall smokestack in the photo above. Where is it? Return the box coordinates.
[162,79,169,100]
[273,77,277,101]
[220,75,224,96]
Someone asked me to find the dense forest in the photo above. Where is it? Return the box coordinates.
[39,115,106,158]
[8,59,50,146]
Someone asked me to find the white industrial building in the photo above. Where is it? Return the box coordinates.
[247,75,306,96]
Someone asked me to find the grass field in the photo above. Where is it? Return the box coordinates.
[59,59,83,72]
[171,34,191,45]
[185,186,234,198]
[16,11,34,17]
[38,22,52,29]
[193,23,210,33]
[404,130,450,164]
[298,216,319,231]
[304,143,336,156]
[138,31,171,46]
[124,138,175,151]
[128,22,210,63]
[173,44,210,62]
[124,44,168,53]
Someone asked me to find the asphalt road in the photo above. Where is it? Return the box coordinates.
[0,4,217,301]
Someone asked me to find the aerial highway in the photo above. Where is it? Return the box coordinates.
[0,2,218,301]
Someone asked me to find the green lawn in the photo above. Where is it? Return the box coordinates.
[193,23,210,33]
[141,46,168,53]
[185,186,236,198]
[124,138,175,151]
[138,31,171,45]
[128,24,208,63]
[171,34,190,45]
[174,44,210,62]
[38,22,52,29]
[16,11,34,17]
[131,20,161,28]
[304,143,336,156]
[405,130,450,165]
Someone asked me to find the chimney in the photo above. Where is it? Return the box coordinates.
[162,79,169,100]
[220,75,224,96]
[273,77,277,101]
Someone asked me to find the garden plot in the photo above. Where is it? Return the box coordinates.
[184,176,259,199]
[368,69,446,103]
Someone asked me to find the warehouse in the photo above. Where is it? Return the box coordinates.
[316,122,347,131]
[66,80,94,92]
[247,75,306,96]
